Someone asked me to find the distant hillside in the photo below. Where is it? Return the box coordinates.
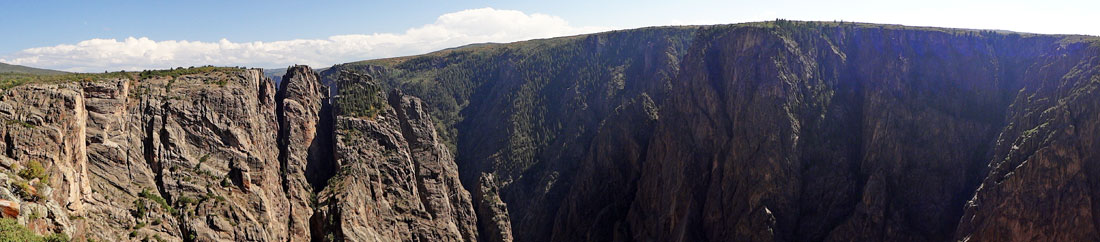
[0,62,67,75]
[439,42,499,52]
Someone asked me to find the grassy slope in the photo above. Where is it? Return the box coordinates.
[0,66,248,90]
[0,63,67,75]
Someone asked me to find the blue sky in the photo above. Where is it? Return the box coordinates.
[2,0,1097,72]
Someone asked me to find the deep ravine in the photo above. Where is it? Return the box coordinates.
[0,21,1098,242]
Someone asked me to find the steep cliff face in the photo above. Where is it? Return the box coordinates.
[623,24,1100,242]
[275,65,333,242]
[954,40,1100,242]
[311,72,479,242]
[551,94,659,241]
[324,27,697,241]
[84,69,290,241]
[0,69,293,241]
[330,22,1100,242]
[0,65,477,241]
[0,82,90,237]
[625,23,1049,242]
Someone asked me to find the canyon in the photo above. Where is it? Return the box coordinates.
[0,21,1098,241]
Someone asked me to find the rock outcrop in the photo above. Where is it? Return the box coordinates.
[0,65,479,241]
[311,73,478,241]
[476,173,513,242]
[88,69,289,241]
[276,65,333,242]
[0,81,95,237]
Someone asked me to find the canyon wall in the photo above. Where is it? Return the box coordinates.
[329,22,1100,241]
[1,22,1099,241]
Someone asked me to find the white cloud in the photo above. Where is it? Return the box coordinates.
[1,8,608,72]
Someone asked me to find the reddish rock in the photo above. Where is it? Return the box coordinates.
[0,200,19,218]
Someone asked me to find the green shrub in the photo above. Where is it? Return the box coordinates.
[211,80,228,87]
[0,71,134,90]
[176,196,197,206]
[138,189,175,215]
[13,180,33,200]
[132,199,147,219]
[201,191,227,204]
[0,218,38,242]
[43,233,69,242]
[5,119,35,129]
[0,218,69,242]
[19,160,49,183]
[138,65,241,80]
[28,209,41,220]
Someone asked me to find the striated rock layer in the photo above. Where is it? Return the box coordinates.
[0,65,479,241]
[85,69,290,241]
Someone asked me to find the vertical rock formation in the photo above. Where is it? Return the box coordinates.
[391,90,479,241]
[67,69,292,241]
[311,72,479,241]
[276,65,332,241]
[476,173,513,242]
[59,66,481,241]
[0,83,91,236]
[0,65,482,241]
[132,70,289,241]
[72,68,285,240]
[0,69,298,241]
[83,78,176,240]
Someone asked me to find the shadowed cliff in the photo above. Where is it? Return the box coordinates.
[325,21,1100,241]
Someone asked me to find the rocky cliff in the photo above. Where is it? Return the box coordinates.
[0,65,479,241]
[326,21,1100,241]
[1,21,1100,242]
[310,71,479,241]
[1,68,293,241]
